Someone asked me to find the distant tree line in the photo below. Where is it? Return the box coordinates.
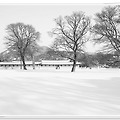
[0,5,120,71]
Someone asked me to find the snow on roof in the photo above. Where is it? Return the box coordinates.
[0,61,41,65]
[41,60,80,64]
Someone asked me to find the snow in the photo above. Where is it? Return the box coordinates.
[0,67,120,115]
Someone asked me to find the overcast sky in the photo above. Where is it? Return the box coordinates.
[0,3,117,53]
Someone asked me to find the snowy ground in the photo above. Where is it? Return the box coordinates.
[0,66,120,115]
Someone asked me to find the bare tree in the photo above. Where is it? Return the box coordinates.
[51,12,91,72]
[93,5,120,55]
[5,23,40,70]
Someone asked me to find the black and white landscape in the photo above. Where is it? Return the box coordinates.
[0,3,120,115]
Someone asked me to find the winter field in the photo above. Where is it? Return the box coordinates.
[0,65,120,115]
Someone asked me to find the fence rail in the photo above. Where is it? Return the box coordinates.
[0,62,81,67]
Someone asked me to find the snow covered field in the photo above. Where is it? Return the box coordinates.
[0,66,120,115]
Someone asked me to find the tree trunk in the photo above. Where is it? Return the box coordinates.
[21,55,27,70]
[71,52,77,72]
[32,55,35,69]
[71,59,76,72]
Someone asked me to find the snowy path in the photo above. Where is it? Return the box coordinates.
[0,67,120,115]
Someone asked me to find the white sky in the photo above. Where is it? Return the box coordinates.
[0,3,118,53]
